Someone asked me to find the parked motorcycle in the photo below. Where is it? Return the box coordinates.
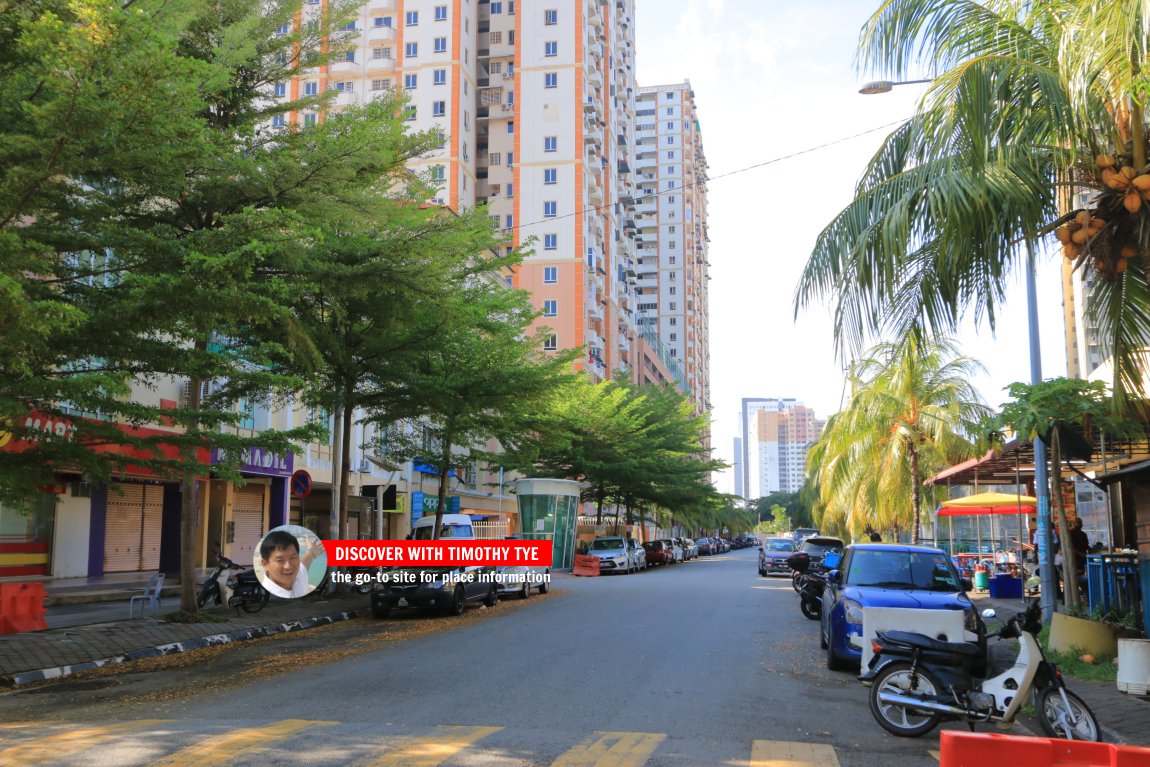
[860,599,1100,740]
[798,571,825,621]
[197,553,269,614]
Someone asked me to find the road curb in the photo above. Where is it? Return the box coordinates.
[0,606,366,688]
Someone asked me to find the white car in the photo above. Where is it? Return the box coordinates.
[587,536,639,574]
[495,565,551,599]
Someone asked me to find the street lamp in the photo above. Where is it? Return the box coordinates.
[860,77,1057,619]
[858,78,933,95]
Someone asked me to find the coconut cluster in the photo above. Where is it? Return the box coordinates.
[1059,153,1150,281]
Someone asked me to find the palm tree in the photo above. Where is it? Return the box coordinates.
[807,336,989,542]
[796,0,1150,408]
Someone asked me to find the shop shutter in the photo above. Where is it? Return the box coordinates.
[232,485,265,566]
[140,484,164,571]
[104,484,144,572]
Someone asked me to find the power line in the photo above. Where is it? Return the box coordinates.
[507,116,913,235]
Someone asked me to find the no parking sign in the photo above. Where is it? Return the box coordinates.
[290,469,312,498]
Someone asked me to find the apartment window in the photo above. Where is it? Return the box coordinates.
[274,82,287,97]
[668,195,676,203]
[491,1,503,12]
[464,111,470,129]
[543,334,557,351]
[404,106,416,121]
[432,100,445,117]
[344,51,355,62]
[490,31,502,45]
[490,62,503,74]
[505,214,513,229]
[666,121,674,130]
[490,215,501,228]
[543,299,557,316]
[303,113,317,126]
[543,201,557,217]
[669,333,677,342]
[669,348,678,357]
[437,132,446,148]
[669,286,677,295]
[544,168,557,184]
[669,302,677,310]
[425,69,443,86]
[507,121,515,134]
[406,10,419,25]
[666,137,675,145]
[434,37,447,53]
[666,107,674,115]
[667,180,676,189]
[371,79,391,91]
[435,5,448,21]
[431,165,445,181]
[271,114,286,127]
[405,42,418,57]
[507,152,513,164]
[544,136,557,152]
[304,82,318,96]
[374,16,392,27]
[276,23,290,36]
[544,233,557,250]
[544,72,558,88]
[669,225,676,233]
[404,73,417,89]
[545,41,558,57]
[334,81,354,92]
[340,21,356,31]
[668,255,677,264]
[670,317,677,325]
[506,183,513,197]
[666,92,674,100]
[667,150,676,159]
[544,266,558,283]
[372,46,392,59]
[544,9,557,25]
[669,271,677,279]
[489,152,502,166]
[509,1,515,12]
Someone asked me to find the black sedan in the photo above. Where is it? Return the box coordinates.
[371,566,498,618]
[757,537,796,576]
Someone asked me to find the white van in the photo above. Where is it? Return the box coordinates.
[411,513,476,540]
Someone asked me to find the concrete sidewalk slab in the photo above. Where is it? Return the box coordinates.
[0,593,369,688]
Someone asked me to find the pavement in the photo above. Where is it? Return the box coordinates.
[0,575,1146,747]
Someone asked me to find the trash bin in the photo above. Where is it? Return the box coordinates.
[988,573,1022,599]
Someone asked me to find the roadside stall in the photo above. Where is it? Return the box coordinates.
[939,492,1035,597]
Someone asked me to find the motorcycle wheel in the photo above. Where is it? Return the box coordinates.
[239,590,269,614]
[791,572,804,593]
[800,595,820,621]
[1035,686,1100,741]
[868,662,943,738]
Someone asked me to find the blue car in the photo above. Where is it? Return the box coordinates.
[820,543,977,671]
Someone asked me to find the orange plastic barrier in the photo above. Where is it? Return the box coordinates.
[0,582,48,634]
[573,554,600,577]
[940,731,1150,767]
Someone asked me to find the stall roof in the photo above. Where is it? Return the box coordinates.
[926,435,1150,487]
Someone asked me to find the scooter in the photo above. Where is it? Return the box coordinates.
[196,553,269,614]
[860,598,1100,741]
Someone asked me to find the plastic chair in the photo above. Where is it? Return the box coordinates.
[128,573,164,619]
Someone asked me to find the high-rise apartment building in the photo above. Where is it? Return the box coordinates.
[273,1,707,407]
[634,82,711,414]
[737,398,824,499]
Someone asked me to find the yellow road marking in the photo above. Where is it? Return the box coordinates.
[151,718,337,767]
[361,725,503,767]
[551,731,666,767]
[749,740,841,767]
[0,720,169,767]
[929,749,940,761]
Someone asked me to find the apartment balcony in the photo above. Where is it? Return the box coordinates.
[586,68,603,90]
[329,60,358,74]
[588,303,604,322]
[367,25,396,42]
[367,1,396,12]
[366,56,394,72]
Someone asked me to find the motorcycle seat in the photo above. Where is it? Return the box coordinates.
[878,630,981,657]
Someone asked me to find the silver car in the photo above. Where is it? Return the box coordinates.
[588,536,637,574]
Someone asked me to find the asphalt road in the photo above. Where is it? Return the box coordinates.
[0,548,966,766]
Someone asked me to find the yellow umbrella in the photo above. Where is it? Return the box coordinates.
[940,492,1037,508]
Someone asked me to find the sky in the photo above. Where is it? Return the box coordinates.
[634,0,1070,494]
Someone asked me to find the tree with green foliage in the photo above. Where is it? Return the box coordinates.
[796,0,1150,412]
[806,336,988,542]
[369,277,581,539]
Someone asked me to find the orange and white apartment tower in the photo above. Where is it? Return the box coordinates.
[274,1,710,414]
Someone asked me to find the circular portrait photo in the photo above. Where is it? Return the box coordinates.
[253,525,327,599]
